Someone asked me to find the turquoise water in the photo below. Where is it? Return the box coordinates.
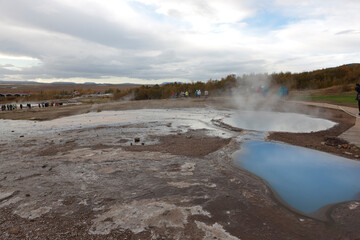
[234,141,360,214]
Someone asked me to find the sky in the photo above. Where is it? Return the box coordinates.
[0,0,359,84]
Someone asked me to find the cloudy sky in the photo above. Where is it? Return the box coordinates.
[0,0,359,84]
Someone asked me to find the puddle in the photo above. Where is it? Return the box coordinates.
[222,111,336,133]
[233,140,360,215]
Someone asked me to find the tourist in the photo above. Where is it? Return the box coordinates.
[278,85,289,97]
[355,83,360,116]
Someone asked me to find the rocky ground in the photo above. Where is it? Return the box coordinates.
[0,97,359,239]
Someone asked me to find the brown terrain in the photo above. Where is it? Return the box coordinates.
[0,82,139,94]
[0,96,359,240]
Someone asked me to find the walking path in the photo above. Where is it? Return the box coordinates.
[292,101,360,147]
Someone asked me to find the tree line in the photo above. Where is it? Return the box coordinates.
[1,64,359,102]
[132,64,360,100]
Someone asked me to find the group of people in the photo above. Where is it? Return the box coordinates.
[1,102,63,111]
[172,90,209,98]
[1,103,30,111]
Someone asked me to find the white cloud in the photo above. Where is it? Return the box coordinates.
[0,0,359,83]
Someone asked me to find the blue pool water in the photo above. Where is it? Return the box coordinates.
[233,140,360,214]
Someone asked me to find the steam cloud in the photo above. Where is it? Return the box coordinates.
[228,75,336,133]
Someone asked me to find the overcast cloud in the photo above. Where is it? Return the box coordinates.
[0,0,359,84]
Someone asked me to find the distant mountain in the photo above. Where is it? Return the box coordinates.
[51,82,77,85]
[161,82,184,85]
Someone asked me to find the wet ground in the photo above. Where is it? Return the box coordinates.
[1,98,360,239]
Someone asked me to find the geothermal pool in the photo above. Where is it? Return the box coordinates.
[222,110,336,132]
[233,140,360,215]
[0,108,336,140]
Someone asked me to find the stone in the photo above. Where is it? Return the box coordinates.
[342,144,349,149]
[134,137,140,142]
[9,228,19,234]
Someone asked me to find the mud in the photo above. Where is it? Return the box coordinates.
[1,98,359,239]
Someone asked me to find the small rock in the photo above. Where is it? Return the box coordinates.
[20,135,24,138]
[355,155,359,158]
[344,152,352,155]
[11,130,14,132]
[141,143,144,145]
[321,142,325,145]
[130,143,133,146]
[342,144,349,149]
[9,228,19,234]
[25,193,30,197]
[134,137,140,142]
[42,164,48,168]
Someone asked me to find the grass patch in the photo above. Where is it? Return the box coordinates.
[297,94,358,106]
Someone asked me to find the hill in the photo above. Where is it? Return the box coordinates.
[271,63,360,89]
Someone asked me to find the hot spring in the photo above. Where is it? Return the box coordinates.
[225,110,360,218]
[233,141,360,215]
[222,110,336,133]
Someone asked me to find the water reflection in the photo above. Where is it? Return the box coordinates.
[234,140,360,214]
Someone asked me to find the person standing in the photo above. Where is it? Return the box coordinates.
[355,83,360,116]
